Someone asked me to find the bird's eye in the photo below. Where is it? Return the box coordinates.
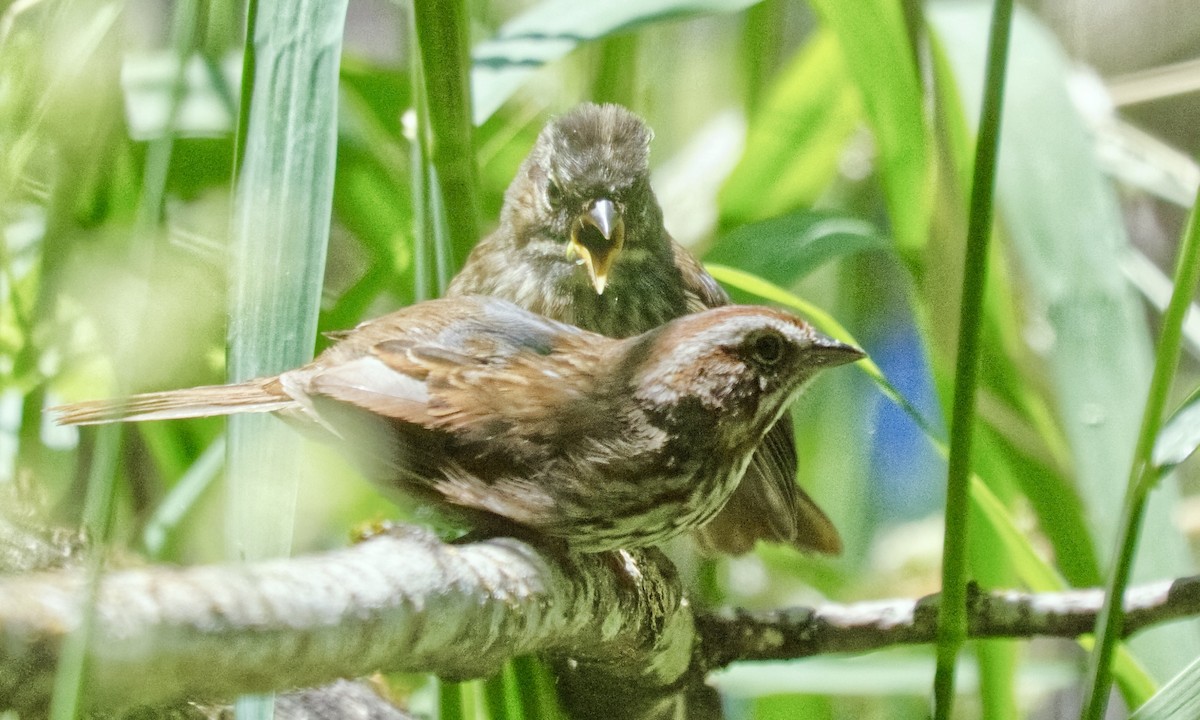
[746,329,786,366]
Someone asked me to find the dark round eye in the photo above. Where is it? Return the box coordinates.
[746,329,786,366]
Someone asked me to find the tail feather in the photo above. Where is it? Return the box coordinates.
[51,380,294,426]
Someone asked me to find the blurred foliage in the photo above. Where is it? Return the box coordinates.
[2,0,1199,717]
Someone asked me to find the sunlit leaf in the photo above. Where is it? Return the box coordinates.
[720,28,863,225]
[471,0,761,124]
[806,0,932,252]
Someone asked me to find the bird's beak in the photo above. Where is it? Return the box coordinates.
[568,198,625,295]
[810,335,867,368]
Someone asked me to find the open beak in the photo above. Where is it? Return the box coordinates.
[568,198,625,295]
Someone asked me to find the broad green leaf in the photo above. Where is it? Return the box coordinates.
[705,209,885,287]
[471,0,761,124]
[226,0,347,550]
[226,2,348,717]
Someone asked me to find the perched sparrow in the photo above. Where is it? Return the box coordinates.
[53,297,862,552]
[448,103,842,554]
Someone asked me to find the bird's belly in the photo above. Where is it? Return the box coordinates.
[564,459,749,552]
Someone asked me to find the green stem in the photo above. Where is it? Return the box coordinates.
[934,0,1014,717]
[407,15,433,302]
[411,0,479,275]
[1080,178,1200,720]
[438,679,465,720]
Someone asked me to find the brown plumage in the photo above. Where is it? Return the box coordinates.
[447,103,843,555]
[53,296,862,553]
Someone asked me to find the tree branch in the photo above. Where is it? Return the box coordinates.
[3,523,1200,718]
[695,577,1200,668]
[0,527,692,718]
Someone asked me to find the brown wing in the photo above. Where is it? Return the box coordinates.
[673,240,843,555]
[693,414,841,555]
[304,300,602,436]
[672,240,731,312]
[298,308,606,531]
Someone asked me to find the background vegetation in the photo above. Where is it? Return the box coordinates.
[2,0,1199,717]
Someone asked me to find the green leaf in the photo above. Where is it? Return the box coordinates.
[805,0,932,252]
[719,28,863,225]
[1153,386,1200,471]
[705,209,885,288]
[225,2,348,716]
[471,0,761,124]
[1130,653,1200,720]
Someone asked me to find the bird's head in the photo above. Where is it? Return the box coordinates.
[631,306,865,441]
[514,103,660,295]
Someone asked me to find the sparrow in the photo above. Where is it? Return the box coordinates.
[52,296,862,552]
[447,103,842,554]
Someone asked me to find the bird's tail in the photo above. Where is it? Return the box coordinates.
[50,379,293,426]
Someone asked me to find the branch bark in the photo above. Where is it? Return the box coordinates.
[3,523,1200,718]
[696,577,1200,668]
[0,526,692,718]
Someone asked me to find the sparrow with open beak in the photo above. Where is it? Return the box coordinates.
[447,103,844,556]
[568,197,624,294]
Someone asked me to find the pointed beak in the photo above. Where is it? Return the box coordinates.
[568,198,625,295]
[809,335,866,368]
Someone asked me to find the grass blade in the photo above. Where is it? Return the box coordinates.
[804,0,932,252]
[934,0,1014,716]
[226,1,348,716]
